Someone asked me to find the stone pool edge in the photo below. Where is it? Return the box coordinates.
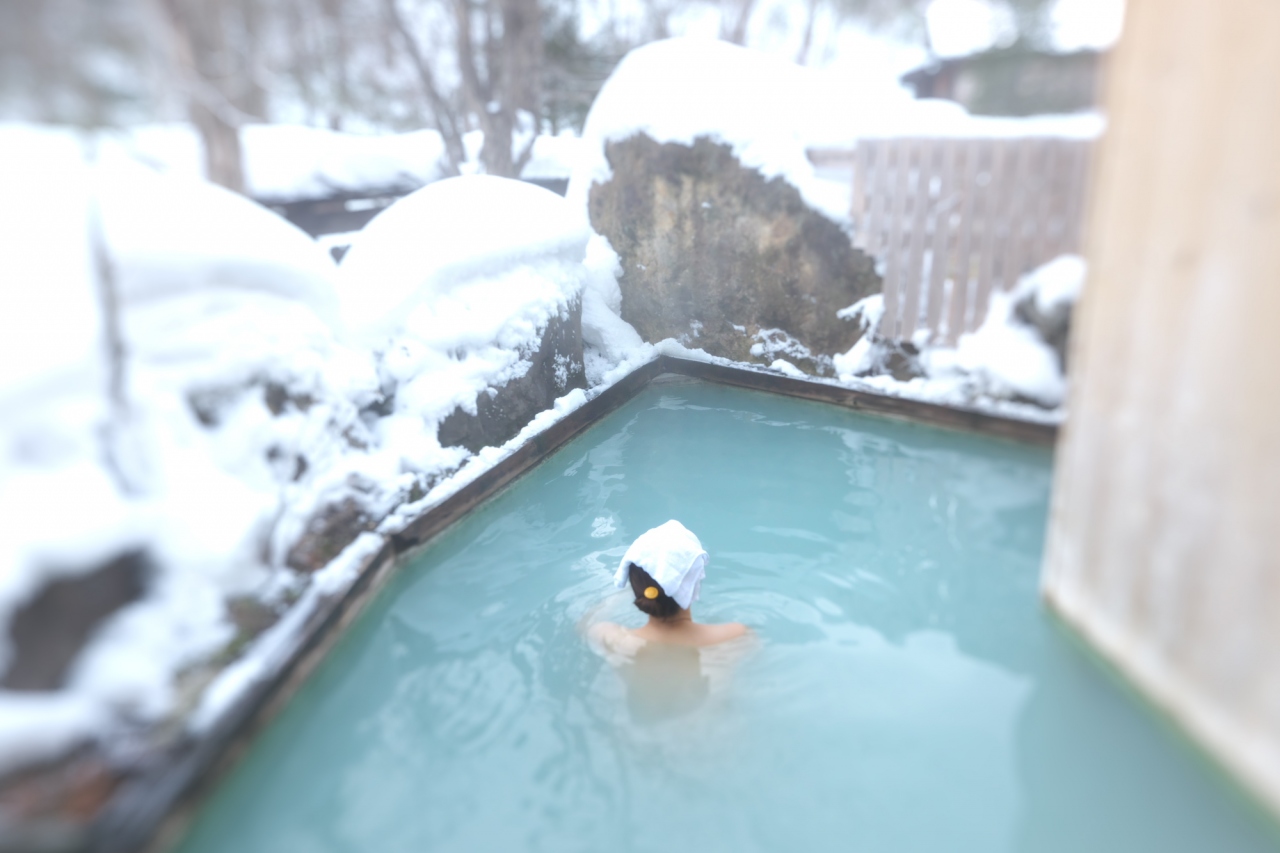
[96,355,1056,853]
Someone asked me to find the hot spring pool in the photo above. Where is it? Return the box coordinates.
[177,378,1279,852]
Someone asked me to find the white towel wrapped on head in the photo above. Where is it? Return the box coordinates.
[613,520,708,609]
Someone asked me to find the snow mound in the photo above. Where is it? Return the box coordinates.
[942,297,1067,407]
[338,175,591,345]
[242,125,447,200]
[0,125,101,401]
[521,133,592,181]
[567,38,1104,226]
[96,151,339,320]
[337,175,593,471]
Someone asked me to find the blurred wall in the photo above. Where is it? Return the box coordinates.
[1042,0,1280,814]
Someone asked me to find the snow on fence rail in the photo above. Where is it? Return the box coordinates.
[814,137,1093,344]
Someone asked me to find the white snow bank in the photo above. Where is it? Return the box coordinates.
[119,123,449,201]
[933,299,1066,407]
[189,531,386,733]
[521,133,591,181]
[567,38,1103,225]
[0,126,101,401]
[926,0,1017,59]
[338,175,590,342]
[96,152,339,320]
[241,125,447,200]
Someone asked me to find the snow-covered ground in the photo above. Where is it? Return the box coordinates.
[116,124,448,200]
[0,31,1095,783]
[112,123,591,204]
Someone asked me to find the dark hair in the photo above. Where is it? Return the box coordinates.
[628,563,681,619]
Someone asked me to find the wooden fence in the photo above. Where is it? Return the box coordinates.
[820,137,1093,344]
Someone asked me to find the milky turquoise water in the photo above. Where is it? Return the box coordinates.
[178,378,1280,853]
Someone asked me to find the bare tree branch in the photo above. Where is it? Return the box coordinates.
[382,0,467,174]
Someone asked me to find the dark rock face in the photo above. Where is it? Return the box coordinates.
[285,299,587,572]
[855,337,926,382]
[1014,290,1072,372]
[285,497,377,573]
[2,550,149,691]
[438,297,587,453]
[588,134,881,375]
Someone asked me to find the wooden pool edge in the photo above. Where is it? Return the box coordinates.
[658,357,1058,446]
[95,356,1057,853]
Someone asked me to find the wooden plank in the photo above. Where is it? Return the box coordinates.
[900,138,933,340]
[1040,140,1065,259]
[1024,137,1044,286]
[999,139,1025,295]
[662,357,1058,445]
[865,141,889,274]
[1000,138,1032,292]
[1029,137,1059,275]
[882,138,911,339]
[947,139,981,344]
[972,140,1006,331]
[1062,141,1090,255]
[925,140,957,343]
[851,142,870,249]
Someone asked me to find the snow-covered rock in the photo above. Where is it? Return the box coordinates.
[566,40,886,375]
[585,134,880,376]
[0,125,380,779]
[338,175,589,456]
[1010,253,1085,370]
[566,37,1104,228]
[0,130,602,799]
[567,37,873,225]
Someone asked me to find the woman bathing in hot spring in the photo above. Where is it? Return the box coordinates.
[584,520,753,719]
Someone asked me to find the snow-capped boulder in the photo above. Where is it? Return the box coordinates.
[0,130,381,792]
[588,134,879,375]
[566,40,881,376]
[1010,254,1085,371]
[338,175,589,455]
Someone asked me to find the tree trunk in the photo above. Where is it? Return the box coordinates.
[721,0,756,45]
[155,0,247,194]
[192,102,246,193]
[796,0,820,65]
[384,0,467,174]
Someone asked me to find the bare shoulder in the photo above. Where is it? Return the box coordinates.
[702,622,752,645]
[587,621,627,644]
[587,621,645,659]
